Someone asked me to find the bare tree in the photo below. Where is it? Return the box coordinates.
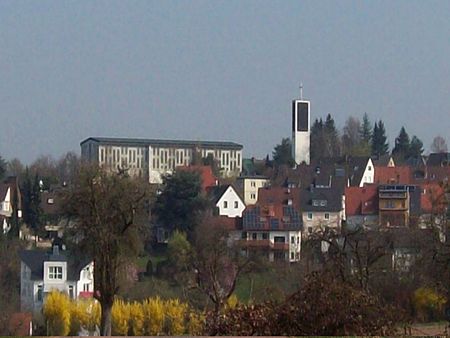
[430,135,448,153]
[341,116,362,156]
[62,164,151,336]
[6,158,24,178]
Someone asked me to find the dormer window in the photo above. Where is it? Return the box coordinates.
[47,198,54,204]
[48,266,62,280]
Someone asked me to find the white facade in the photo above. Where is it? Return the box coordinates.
[292,100,311,165]
[238,230,302,262]
[0,187,11,217]
[81,138,243,184]
[216,186,246,218]
[359,158,375,187]
[238,177,270,205]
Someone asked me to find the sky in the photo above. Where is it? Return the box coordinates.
[0,0,449,164]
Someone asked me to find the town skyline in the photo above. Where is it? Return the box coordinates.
[1,1,449,163]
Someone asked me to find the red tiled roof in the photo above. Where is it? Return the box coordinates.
[374,166,411,185]
[420,183,446,213]
[176,165,218,192]
[210,215,242,231]
[345,185,379,216]
[257,187,301,209]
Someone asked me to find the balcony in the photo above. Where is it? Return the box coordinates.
[238,240,289,251]
[379,192,407,199]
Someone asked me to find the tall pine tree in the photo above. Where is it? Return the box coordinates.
[310,118,325,160]
[371,120,389,157]
[392,126,410,161]
[324,114,341,158]
[22,169,43,237]
[408,135,424,159]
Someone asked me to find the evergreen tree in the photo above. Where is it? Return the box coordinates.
[272,138,295,167]
[324,114,340,157]
[408,135,424,158]
[371,120,389,157]
[22,169,43,236]
[310,118,325,160]
[392,126,411,160]
[360,113,372,144]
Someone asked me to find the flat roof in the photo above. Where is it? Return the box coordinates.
[80,137,243,150]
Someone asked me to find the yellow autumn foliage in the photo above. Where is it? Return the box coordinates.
[112,298,131,335]
[142,296,165,335]
[165,298,187,335]
[129,301,145,335]
[43,290,71,336]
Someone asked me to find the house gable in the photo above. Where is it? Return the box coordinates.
[216,185,246,218]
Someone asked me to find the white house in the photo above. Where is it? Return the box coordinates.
[213,185,246,218]
[0,177,22,234]
[19,244,94,313]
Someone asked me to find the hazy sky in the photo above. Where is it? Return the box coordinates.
[1,0,449,164]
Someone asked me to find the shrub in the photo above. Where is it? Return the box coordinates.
[43,291,71,336]
[142,297,165,335]
[164,299,187,335]
[111,299,130,335]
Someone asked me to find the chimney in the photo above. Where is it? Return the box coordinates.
[52,245,59,256]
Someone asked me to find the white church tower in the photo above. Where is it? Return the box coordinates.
[292,85,310,165]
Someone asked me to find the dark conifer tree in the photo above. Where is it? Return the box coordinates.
[360,113,372,144]
[392,126,411,160]
[371,120,389,157]
[324,114,340,157]
[408,135,424,159]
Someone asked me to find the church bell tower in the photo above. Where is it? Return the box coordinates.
[292,85,310,165]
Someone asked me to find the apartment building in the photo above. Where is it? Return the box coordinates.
[80,137,243,184]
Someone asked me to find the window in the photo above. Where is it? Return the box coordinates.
[324,213,330,220]
[48,266,63,280]
[385,201,395,208]
[223,201,228,209]
[262,232,269,240]
[250,193,256,200]
[368,166,372,171]
[320,200,327,206]
[37,285,43,302]
[251,181,256,187]
[291,252,295,260]
[274,236,285,243]
[83,283,90,292]
[252,233,257,240]
[234,201,239,208]
[291,236,295,244]
[307,212,313,220]
[69,285,74,299]
[241,231,247,239]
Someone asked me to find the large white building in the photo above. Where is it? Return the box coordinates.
[81,137,243,184]
[292,99,311,165]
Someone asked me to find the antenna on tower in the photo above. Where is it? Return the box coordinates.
[299,83,304,100]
